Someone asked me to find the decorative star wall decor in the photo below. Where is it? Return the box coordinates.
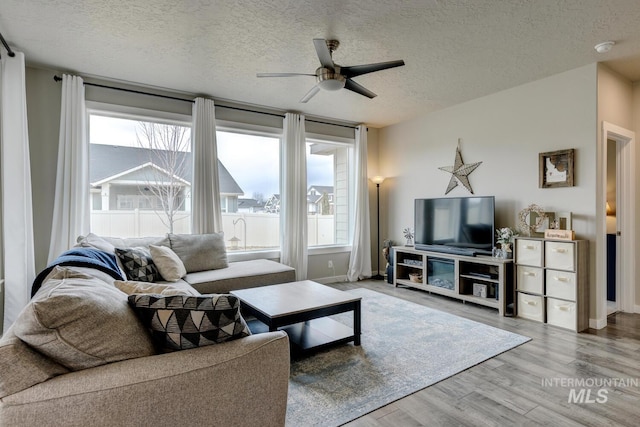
[438,139,482,194]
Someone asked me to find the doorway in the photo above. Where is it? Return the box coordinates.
[599,122,636,326]
[605,139,617,315]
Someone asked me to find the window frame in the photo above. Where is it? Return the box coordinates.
[216,123,354,258]
[86,108,354,259]
[86,102,193,235]
[305,132,355,254]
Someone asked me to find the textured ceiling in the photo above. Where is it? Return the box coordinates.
[3,0,640,127]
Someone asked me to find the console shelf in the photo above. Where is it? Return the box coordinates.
[393,246,514,316]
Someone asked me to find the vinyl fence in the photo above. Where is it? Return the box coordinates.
[90,210,335,249]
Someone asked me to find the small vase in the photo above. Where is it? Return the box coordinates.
[500,243,513,259]
[405,237,414,247]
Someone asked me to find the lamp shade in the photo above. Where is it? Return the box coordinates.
[371,176,385,185]
[606,202,614,215]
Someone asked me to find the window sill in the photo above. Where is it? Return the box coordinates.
[308,245,352,255]
[226,245,352,263]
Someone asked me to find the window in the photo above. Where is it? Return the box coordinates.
[88,110,192,237]
[306,139,351,247]
[89,107,354,254]
[216,129,280,252]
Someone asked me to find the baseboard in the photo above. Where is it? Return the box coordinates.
[589,317,607,330]
[313,275,347,284]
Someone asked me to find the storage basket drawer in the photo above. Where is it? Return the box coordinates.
[546,297,577,330]
[545,241,575,271]
[517,293,544,322]
[516,239,543,267]
[516,266,543,294]
[545,270,577,301]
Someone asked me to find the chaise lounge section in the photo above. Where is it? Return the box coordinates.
[74,232,297,293]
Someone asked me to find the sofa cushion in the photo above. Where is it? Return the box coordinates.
[149,244,187,281]
[115,280,200,296]
[0,326,69,399]
[128,294,250,352]
[168,233,228,273]
[103,235,170,250]
[115,247,162,282]
[184,259,296,294]
[12,267,155,371]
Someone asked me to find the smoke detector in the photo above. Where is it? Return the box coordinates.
[594,41,615,53]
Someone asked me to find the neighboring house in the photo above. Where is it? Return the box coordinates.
[264,194,280,214]
[307,185,334,215]
[89,144,244,213]
[237,198,265,213]
[262,187,335,215]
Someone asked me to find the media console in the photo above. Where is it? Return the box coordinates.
[392,246,514,316]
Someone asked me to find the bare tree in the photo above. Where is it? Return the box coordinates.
[252,192,265,203]
[136,122,190,233]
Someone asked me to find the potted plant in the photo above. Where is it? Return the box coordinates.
[495,227,518,258]
[403,228,414,246]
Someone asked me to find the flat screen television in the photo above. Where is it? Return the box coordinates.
[414,196,495,256]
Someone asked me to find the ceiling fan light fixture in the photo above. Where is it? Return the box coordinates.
[317,68,346,91]
[318,77,346,91]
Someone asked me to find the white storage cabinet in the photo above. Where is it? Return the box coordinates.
[514,237,588,331]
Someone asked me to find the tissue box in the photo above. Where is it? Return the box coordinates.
[473,283,487,298]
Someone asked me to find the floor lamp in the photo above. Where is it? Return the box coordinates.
[371,176,385,280]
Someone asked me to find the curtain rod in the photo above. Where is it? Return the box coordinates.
[0,32,15,57]
[53,75,357,129]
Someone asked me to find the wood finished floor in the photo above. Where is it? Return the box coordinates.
[326,280,640,427]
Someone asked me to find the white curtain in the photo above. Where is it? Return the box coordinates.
[191,97,222,234]
[1,52,36,332]
[347,125,372,281]
[280,113,307,280]
[48,74,89,262]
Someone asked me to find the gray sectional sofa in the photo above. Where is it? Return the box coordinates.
[76,232,297,294]
[0,232,296,426]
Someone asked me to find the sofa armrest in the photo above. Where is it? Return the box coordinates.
[0,332,290,427]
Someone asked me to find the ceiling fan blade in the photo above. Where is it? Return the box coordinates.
[257,73,316,77]
[313,38,335,69]
[344,79,377,99]
[300,85,321,103]
[341,60,405,78]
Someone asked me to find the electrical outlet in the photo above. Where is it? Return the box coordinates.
[328,260,334,269]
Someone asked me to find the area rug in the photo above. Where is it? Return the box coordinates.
[285,288,530,426]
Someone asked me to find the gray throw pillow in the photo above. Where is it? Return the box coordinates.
[0,327,69,398]
[168,233,229,273]
[12,268,155,371]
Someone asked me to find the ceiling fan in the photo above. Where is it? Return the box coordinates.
[257,39,405,103]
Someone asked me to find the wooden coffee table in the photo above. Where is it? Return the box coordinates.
[230,280,361,355]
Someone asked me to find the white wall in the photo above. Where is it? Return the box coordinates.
[26,67,62,271]
[378,65,599,316]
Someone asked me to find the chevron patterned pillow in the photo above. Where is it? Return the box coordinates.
[115,247,161,282]
[128,294,251,352]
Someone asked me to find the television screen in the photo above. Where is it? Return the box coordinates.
[414,196,495,256]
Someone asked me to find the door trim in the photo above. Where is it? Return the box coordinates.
[599,122,636,324]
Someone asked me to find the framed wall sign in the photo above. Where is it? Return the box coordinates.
[539,149,574,188]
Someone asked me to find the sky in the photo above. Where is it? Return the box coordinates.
[89,115,333,198]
